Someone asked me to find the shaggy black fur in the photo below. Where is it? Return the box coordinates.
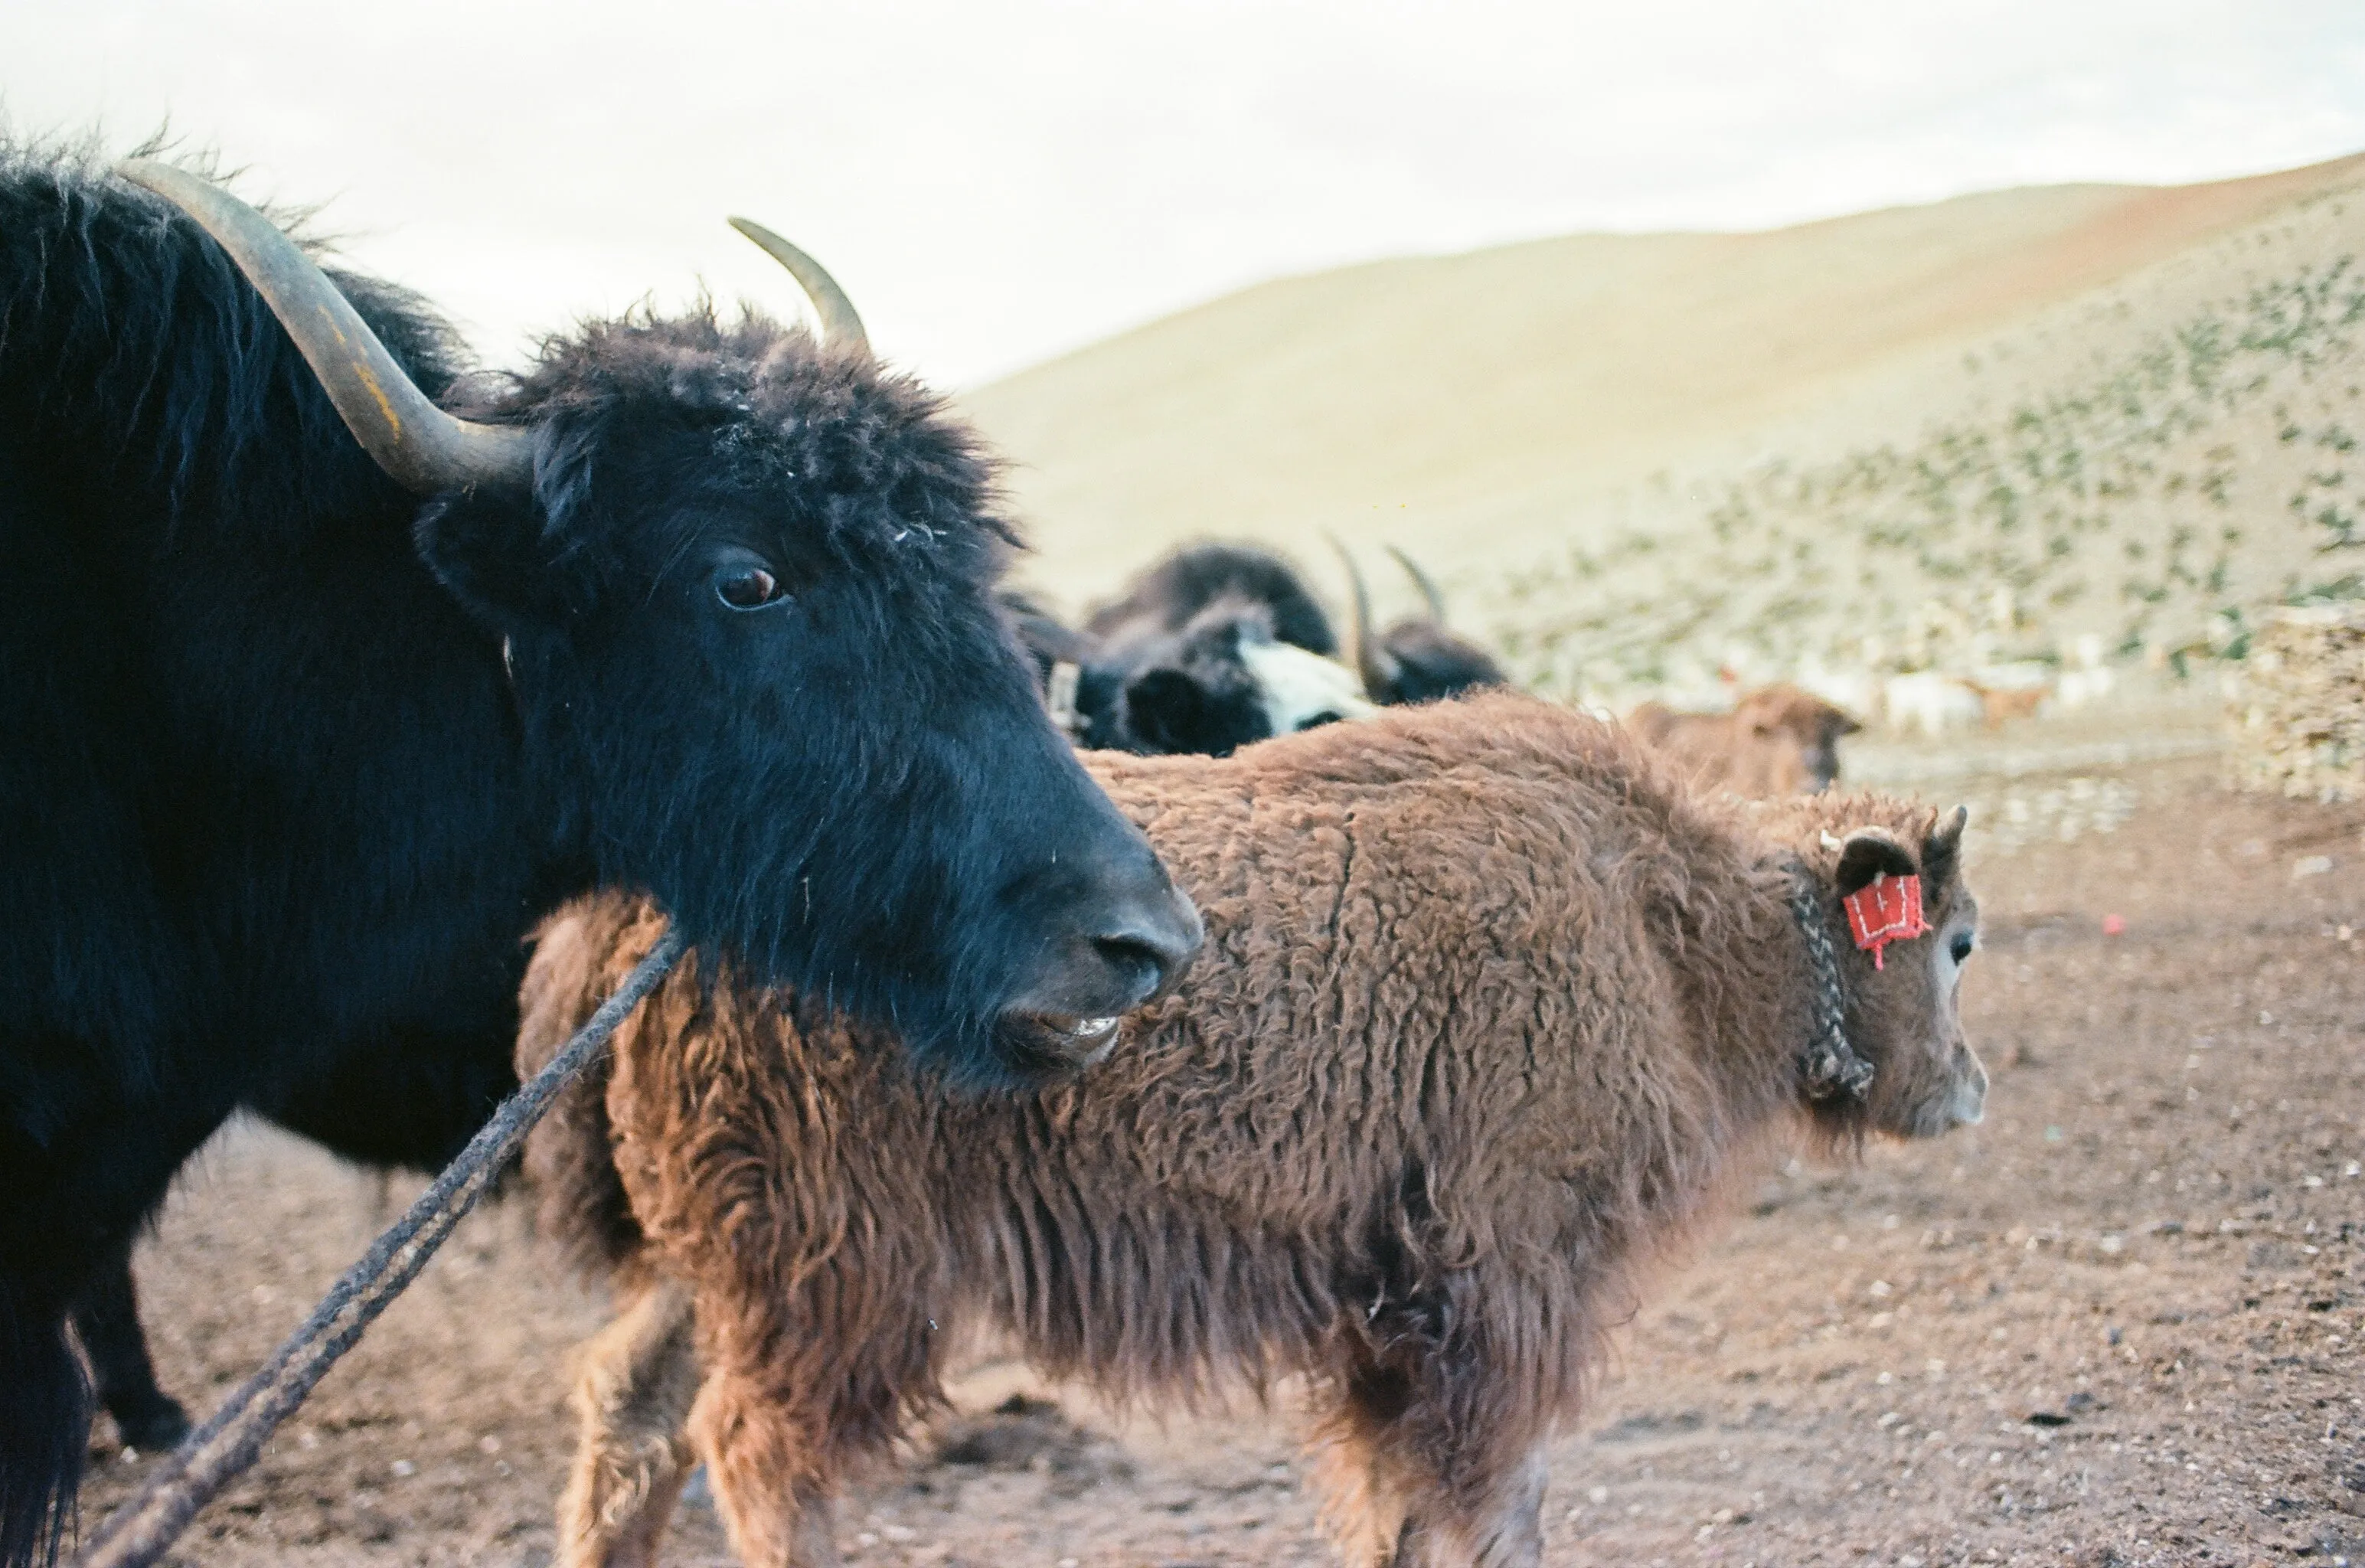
[73,1028,528,1459]
[1083,541,1336,659]
[1370,620,1509,705]
[1011,595,1332,757]
[0,142,1187,1566]
[1009,544,1358,757]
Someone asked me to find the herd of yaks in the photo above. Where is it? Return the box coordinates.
[1,146,1995,1568]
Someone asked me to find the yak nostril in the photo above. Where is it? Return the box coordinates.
[1091,936,1168,1006]
[1089,882,1203,1004]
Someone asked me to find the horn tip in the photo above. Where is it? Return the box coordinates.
[116,158,178,192]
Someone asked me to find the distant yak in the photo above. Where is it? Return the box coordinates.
[1008,543,1374,756]
[1628,684,1864,795]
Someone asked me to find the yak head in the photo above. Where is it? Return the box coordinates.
[129,167,1200,1086]
[1093,596,1373,757]
[1787,800,1986,1143]
[1734,684,1863,792]
[1031,544,1373,758]
[1332,541,1508,706]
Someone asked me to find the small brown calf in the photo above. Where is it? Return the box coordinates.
[522,694,1983,1568]
[1626,683,1862,794]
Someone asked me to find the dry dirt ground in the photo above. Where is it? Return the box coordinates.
[79,747,2364,1568]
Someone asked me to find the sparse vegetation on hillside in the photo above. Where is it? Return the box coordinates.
[1484,250,2365,701]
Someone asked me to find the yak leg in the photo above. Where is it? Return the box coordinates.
[558,1278,702,1568]
[70,1243,192,1451]
[1306,1361,1412,1566]
[1309,1361,1550,1568]
[688,1369,846,1568]
[1383,1446,1548,1568]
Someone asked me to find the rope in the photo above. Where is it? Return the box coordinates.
[74,926,687,1568]
[1787,872,1875,1102]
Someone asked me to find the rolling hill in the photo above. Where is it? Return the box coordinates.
[963,152,2365,700]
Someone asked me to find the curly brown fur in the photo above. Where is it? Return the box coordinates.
[524,693,1984,1567]
[557,1279,703,1568]
[1627,683,1863,795]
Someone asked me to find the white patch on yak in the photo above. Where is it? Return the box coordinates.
[1239,641,1378,736]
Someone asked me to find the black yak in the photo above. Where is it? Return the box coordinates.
[1010,593,1374,757]
[1083,540,1341,659]
[1007,544,1374,756]
[0,143,1199,1566]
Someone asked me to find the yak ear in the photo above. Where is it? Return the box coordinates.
[413,488,559,631]
[1922,805,1970,884]
[1834,828,1919,898]
[413,423,594,632]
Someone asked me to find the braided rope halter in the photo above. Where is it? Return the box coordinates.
[1786,869,1877,1102]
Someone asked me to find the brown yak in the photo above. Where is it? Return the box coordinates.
[521,693,1983,1568]
[1626,683,1863,795]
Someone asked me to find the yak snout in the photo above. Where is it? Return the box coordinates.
[998,844,1202,1075]
[1945,1044,1989,1128]
[1900,1038,1989,1138]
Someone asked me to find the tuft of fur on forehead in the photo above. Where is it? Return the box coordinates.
[457,306,1019,575]
[1746,790,1955,887]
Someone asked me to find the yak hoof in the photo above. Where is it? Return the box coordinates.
[110,1398,194,1452]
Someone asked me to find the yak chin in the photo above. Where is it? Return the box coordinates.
[991,1010,1127,1083]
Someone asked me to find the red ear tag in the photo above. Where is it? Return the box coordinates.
[1843,872,1930,969]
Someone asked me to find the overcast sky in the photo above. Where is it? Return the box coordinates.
[6,1,2364,386]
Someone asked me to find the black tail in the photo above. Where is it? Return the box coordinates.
[0,1282,87,1568]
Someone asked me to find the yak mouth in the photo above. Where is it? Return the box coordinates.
[991,1010,1125,1079]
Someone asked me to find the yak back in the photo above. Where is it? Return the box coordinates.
[0,138,465,537]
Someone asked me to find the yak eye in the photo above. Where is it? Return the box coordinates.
[715,563,786,612]
[1949,932,1975,965]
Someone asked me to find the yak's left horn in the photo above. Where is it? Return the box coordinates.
[119,160,534,495]
[1387,545,1449,624]
[1326,534,1398,698]
[728,217,871,358]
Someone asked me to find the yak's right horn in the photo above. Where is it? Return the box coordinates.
[728,217,871,358]
[1327,535,1398,698]
[1387,545,1449,623]
[120,160,534,495]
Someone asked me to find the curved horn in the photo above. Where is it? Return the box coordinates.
[119,160,533,495]
[727,217,871,358]
[1386,544,1449,623]
[1325,534,1399,699]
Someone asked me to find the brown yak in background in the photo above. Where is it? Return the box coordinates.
[1627,683,1864,795]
